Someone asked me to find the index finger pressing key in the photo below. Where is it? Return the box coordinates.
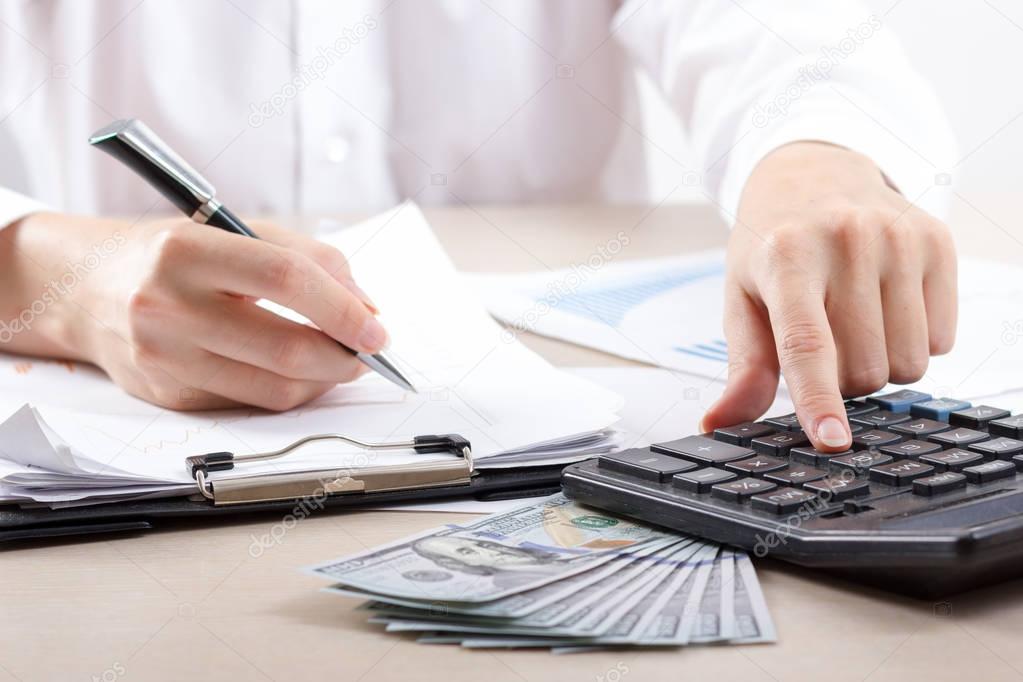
[768,291,851,451]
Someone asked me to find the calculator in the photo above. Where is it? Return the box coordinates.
[561,390,1023,597]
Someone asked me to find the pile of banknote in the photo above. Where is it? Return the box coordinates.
[304,494,775,651]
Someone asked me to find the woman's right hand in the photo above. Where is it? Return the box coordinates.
[0,212,387,410]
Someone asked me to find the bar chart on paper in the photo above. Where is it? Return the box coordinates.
[471,251,732,380]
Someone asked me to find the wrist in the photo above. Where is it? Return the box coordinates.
[0,212,128,362]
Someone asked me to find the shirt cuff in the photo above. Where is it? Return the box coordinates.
[717,92,958,225]
[0,187,51,231]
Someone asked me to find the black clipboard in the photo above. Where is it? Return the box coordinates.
[0,432,568,543]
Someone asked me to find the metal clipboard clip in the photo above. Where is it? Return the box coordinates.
[185,434,473,506]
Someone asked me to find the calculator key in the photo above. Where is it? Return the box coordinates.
[751,431,810,456]
[711,477,777,503]
[868,389,932,413]
[751,487,818,514]
[599,448,697,482]
[928,427,990,450]
[1014,455,1023,472]
[912,472,968,496]
[831,451,893,474]
[850,410,911,429]
[889,418,951,438]
[790,447,854,467]
[919,448,985,472]
[968,437,1023,460]
[852,429,903,449]
[673,467,737,493]
[911,398,971,422]
[713,422,775,446]
[805,475,871,501]
[763,413,803,431]
[962,460,1017,484]
[844,400,878,417]
[651,436,754,466]
[949,405,1011,429]
[869,460,935,486]
[725,455,788,477]
[879,439,942,460]
[765,465,828,488]
[988,415,1023,439]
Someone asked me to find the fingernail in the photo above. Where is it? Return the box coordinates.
[815,416,850,448]
[358,317,388,352]
[342,278,380,315]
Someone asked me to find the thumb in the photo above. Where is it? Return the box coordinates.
[701,289,780,433]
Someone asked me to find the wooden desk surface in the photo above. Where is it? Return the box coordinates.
[3,204,1022,682]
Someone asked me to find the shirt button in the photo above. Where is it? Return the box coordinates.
[325,136,351,163]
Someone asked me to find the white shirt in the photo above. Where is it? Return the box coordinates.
[0,0,956,230]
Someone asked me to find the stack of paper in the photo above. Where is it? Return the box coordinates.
[0,204,622,507]
[307,494,775,651]
[472,252,1023,400]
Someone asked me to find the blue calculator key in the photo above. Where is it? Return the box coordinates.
[868,389,932,413]
[910,398,971,421]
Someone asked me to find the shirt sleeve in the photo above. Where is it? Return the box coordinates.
[0,187,50,231]
[614,0,958,222]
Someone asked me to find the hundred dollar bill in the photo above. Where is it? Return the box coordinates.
[370,541,700,636]
[305,494,673,602]
[566,541,701,636]
[393,544,719,649]
[625,544,718,645]
[733,552,777,643]
[329,535,684,618]
[689,549,735,643]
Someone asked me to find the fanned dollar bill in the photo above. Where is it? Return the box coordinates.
[328,535,683,618]
[306,494,673,602]
[303,493,777,649]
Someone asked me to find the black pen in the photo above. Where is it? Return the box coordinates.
[89,118,416,393]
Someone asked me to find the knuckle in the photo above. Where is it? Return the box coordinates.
[149,224,198,272]
[271,334,311,374]
[149,384,186,410]
[126,286,159,320]
[264,255,300,296]
[263,251,316,297]
[826,207,874,251]
[313,244,350,276]
[764,224,803,256]
[841,364,889,396]
[889,353,929,384]
[778,321,828,362]
[793,387,840,414]
[923,216,955,254]
[262,380,308,412]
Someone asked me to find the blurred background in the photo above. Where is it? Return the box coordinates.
[633,0,1023,258]
[2,1,1019,258]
